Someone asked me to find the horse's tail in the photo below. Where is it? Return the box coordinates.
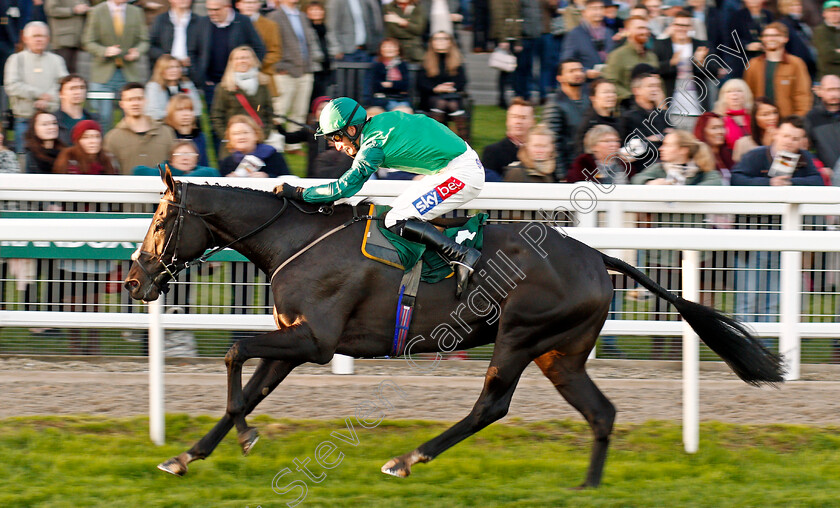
[600,252,785,385]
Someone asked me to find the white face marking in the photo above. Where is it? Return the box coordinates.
[131,247,141,261]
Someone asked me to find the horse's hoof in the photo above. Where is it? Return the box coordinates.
[238,427,260,456]
[158,456,188,476]
[381,457,410,478]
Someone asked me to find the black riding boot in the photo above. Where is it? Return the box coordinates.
[392,220,480,298]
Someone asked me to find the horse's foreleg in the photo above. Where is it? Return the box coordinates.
[158,358,296,476]
[224,324,328,453]
[381,349,531,478]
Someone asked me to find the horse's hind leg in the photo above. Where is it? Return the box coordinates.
[534,350,616,488]
[158,358,296,476]
[381,349,531,477]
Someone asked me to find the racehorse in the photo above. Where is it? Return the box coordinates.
[125,168,784,488]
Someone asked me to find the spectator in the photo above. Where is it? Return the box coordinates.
[619,72,668,160]
[418,31,469,140]
[163,93,209,167]
[743,22,812,118]
[136,0,170,26]
[267,0,323,150]
[4,21,68,153]
[0,0,21,87]
[805,74,840,169]
[481,97,535,181]
[814,0,840,78]
[561,0,616,80]
[54,120,118,175]
[236,0,281,103]
[686,0,708,40]
[503,123,556,183]
[305,1,332,101]
[0,131,20,172]
[713,78,755,150]
[563,0,586,32]
[367,37,413,112]
[424,0,465,36]
[731,116,824,323]
[567,124,628,184]
[731,116,824,186]
[148,0,205,85]
[103,82,175,173]
[733,97,780,162]
[144,54,202,120]
[195,0,265,112]
[539,0,562,98]
[24,110,66,173]
[490,0,520,108]
[57,74,99,146]
[383,0,426,63]
[278,95,345,176]
[44,0,90,73]
[727,0,773,77]
[574,78,618,154]
[82,0,149,130]
[604,16,659,103]
[544,58,590,181]
[210,45,274,143]
[219,114,290,177]
[777,0,818,80]
[133,139,220,176]
[631,130,722,185]
[510,0,545,102]
[473,0,491,53]
[643,0,669,39]
[325,0,383,62]
[693,111,734,181]
[653,10,708,109]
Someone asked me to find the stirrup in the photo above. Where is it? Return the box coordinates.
[449,260,475,274]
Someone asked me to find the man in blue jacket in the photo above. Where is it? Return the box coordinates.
[731,115,825,186]
[561,0,616,80]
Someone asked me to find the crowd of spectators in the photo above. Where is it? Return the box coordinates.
[0,0,837,187]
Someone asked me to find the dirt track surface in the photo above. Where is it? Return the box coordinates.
[1,357,839,425]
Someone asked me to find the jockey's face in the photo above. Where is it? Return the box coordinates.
[333,125,359,157]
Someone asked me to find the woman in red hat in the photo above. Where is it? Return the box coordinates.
[53,120,119,175]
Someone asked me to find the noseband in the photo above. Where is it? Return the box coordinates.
[135,182,290,294]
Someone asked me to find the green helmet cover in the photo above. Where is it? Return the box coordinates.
[317,97,368,136]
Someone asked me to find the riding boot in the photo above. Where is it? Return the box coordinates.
[392,220,480,298]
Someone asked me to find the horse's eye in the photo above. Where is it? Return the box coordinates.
[154,222,164,232]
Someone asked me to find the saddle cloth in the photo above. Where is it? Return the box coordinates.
[360,204,488,284]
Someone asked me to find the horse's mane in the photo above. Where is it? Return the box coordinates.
[190,182,373,211]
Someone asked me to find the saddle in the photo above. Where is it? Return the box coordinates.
[360,204,488,283]
[359,204,488,357]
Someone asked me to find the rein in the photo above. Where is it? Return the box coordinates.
[269,205,374,283]
[139,183,289,292]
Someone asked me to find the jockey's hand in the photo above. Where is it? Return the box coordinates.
[274,183,304,200]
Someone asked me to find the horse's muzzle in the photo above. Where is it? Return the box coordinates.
[125,262,170,301]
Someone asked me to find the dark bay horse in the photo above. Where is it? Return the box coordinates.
[125,168,784,488]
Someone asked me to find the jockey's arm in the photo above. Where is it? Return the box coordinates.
[301,146,384,203]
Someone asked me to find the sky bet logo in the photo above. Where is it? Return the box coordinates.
[412,177,465,215]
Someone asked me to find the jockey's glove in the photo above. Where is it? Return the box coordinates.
[274,183,304,201]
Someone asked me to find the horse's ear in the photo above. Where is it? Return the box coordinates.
[160,163,176,194]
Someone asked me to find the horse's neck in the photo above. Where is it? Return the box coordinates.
[193,187,354,271]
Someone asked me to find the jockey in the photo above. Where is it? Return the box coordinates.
[274,97,485,297]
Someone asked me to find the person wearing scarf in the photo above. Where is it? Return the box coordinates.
[714,78,755,150]
[210,46,274,142]
[54,120,119,175]
[631,130,721,185]
[219,114,289,177]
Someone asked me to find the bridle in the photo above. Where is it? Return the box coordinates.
[134,182,292,294]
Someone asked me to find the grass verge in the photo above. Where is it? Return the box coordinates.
[1,416,839,507]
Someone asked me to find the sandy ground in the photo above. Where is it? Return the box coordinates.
[1,357,839,425]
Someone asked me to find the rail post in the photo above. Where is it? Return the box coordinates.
[682,250,700,453]
[149,297,165,445]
